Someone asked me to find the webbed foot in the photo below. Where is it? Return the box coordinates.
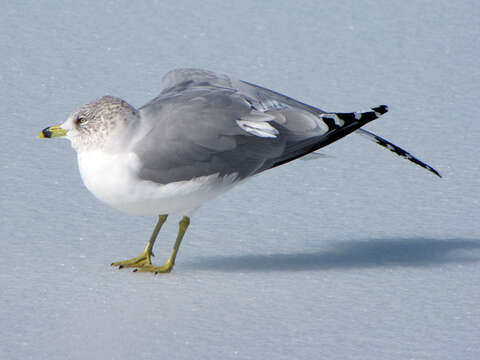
[133,260,174,274]
[111,249,152,269]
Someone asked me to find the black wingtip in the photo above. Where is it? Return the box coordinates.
[428,166,442,178]
[357,129,442,178]
[372,105,389,115]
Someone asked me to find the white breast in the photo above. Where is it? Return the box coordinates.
[77,150,239,216]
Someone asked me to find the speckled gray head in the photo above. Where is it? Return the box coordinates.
[40,96,140,152]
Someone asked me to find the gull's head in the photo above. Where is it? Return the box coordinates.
[39,96,139,152]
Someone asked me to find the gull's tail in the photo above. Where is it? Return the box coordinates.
[356,128,442,178]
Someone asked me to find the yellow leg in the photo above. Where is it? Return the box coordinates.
[111,214,168,269]
[136,216,190,274]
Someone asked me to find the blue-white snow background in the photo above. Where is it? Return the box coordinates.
[1,0,479,359]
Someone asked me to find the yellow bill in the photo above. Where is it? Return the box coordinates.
[38,125,68,139]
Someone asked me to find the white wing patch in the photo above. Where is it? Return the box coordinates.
[236,111,279,138]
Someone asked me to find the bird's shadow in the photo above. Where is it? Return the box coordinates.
[185,238,480,272]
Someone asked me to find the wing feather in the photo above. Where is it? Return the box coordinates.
[132,68,439,184]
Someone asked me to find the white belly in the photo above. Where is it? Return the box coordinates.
[77,150,239,216]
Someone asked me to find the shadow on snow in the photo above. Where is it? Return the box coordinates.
[184,238,480,272]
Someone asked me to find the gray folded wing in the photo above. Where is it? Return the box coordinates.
[133,69,382,184]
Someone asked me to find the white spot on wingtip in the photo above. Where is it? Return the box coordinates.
[333,114,344,127]
[322,114,344,127]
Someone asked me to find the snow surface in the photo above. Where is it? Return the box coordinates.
[1,1,479,359]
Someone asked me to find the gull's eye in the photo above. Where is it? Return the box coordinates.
[77,116,88,125]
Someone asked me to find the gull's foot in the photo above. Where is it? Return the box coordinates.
[133,260,174,274]
[111,250,152,269]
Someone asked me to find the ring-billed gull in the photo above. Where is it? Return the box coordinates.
[39,68,440,273]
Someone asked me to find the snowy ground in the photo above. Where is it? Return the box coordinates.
[1,1,479,359]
